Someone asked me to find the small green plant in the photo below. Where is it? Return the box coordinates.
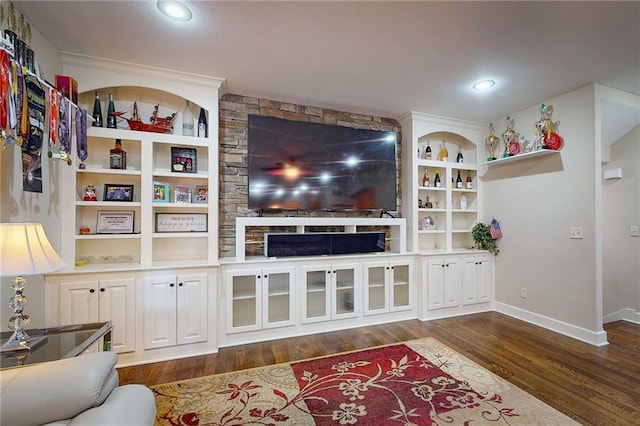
[472,223,499,255]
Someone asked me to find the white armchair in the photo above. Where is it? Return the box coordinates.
[0,351,156,426]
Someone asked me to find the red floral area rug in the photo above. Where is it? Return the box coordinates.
[151,338,577,425]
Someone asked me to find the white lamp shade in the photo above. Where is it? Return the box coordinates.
[0,223,66,277]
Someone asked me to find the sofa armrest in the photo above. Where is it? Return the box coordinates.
[0,352,119,426]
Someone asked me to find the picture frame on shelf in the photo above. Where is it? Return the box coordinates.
[153,182,170,203]
[194,185,208,203]
[103,184,134,202]
[173,184,192,203]
[171,147,197,173]
[155,213,207,233]
[97,210,135,234]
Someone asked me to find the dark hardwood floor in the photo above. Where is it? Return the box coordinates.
[118,312,640,425]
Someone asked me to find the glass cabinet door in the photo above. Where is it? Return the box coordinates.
[304,269,329,322]
[230,273,258,330]
[391,264,410,309]
[366,264,388,313]
[264,270,293,327]
[334,268,355,316]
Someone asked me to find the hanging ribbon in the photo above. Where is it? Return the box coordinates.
[58,93,71,154]
[76,107,88,166]
[49,86,58,148]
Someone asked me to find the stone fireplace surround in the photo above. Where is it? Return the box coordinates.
[218,94,403,258]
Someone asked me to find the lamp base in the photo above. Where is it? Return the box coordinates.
[0,333,48,354]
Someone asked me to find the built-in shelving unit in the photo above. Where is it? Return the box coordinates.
[399,112,485,253]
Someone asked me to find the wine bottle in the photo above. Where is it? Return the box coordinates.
[422,170,430,186]
[197,107,207,138]
[460,193,468,210]
[182,100,194,136]
[456,170,463,188]
[437,140,448,161]
[92,91,103,127]
[434,169,441,187]
[106,93,117,129]
[456,147,464,163]
[110,139,126,170]
[466,173,473,189]
[425,141,432,160]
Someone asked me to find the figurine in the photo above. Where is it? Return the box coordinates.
[83,184,97,201]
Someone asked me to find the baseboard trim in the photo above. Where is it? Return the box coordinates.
[603,308,640,325]
[494,302,609,347]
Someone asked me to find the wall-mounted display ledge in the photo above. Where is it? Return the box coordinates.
[480,149,560,166]
[235,217,407,261]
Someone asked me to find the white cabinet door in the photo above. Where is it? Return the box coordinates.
[426,258,460,310]
[225,268,261,333]
[301,266,331,324]
[363,260,413,315]
[60,278,135,353]
[390,261,413,311]
[143,276,177,349]
[333,264,359,319]
[262,267,295,329]
[462,257,491,306]
[176,274,208,345]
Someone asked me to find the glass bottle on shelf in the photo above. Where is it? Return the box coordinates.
[460,193,468,210]
[456,146,464,163]
[456,170,463,188]
[109,139,127,169]
[466,173,473,189]
[437,140,448,161]
[92,91,103,127]
[424,140,432,160]
[197,107,207,137]
[434,169,441,187]
[422,170,430,187]
[106,93,117,129]
[182,100,194,136]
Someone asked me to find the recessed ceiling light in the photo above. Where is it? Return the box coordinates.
[472,80,495,91]
[157,0,192,22]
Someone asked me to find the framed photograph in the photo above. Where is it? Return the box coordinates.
[103,184,134,202]
[194,185,208,203]
[153,182,169,203]
[97,210,135,234]
[173,184,192,203]
[156,213,207,233]
[171,147,197,173]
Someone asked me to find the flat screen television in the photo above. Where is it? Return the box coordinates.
[248,115,398,212]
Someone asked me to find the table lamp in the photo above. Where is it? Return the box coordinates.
[0,223,65,352]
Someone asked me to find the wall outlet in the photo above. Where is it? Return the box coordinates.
[569,227,583,239]
[631,226,640,237]
[520,288,527,298]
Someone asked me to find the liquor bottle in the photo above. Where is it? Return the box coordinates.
[197,107,207,138]
[460,193,468,210]
[437,140,448,161]
[106,93,117,129]
[456,170,463,188]
[466,173,473,189]
[456,147,464,163]
[422,170,430,186]
[424,141,432,160]
[182,100,194,136]
[92,91,103,127]
[110,139,127,169]
[434,169,441,187]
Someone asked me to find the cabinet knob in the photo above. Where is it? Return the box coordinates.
[263,275,267,279]
[89,288,95,293]
[178,282,183,287]
[257,275,261,279]
[100,288,105,292]
[170,283,175,287]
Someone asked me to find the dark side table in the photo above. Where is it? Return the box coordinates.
[0,321,112,369]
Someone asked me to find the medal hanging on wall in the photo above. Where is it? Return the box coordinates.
[76,107,88,169]
[22,74,45,193]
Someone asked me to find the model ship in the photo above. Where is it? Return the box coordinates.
[113,102,177,133]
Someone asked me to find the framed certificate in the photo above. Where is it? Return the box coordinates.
[97,211,135,234]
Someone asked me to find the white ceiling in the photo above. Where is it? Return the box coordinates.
[16,1,640,144]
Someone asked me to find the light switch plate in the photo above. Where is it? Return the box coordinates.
[631,226,640,237]
[570,227,583,239]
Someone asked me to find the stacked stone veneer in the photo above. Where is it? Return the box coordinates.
[219,94,403,259]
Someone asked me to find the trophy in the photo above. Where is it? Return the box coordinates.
[534,103,561,150]
[501,116,519,157]
[4,2,17,59]
[484,123,499,161]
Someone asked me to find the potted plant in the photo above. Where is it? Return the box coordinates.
[472,222,500,255]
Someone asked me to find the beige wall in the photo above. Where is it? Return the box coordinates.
[603,125,640,318]
[482,85,601,332]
